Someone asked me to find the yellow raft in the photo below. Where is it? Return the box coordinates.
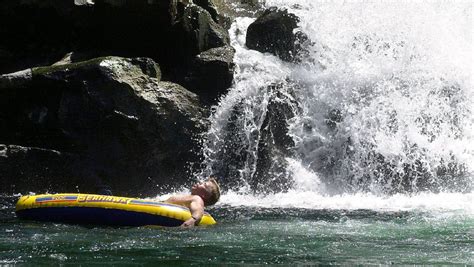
[16,193,216,227]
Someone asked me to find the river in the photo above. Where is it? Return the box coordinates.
[1,0,473,265]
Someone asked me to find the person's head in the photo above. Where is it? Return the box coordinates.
[191,177,220,206]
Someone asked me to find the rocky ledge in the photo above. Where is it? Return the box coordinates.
[0,0,246,195]
[0,1,310,196]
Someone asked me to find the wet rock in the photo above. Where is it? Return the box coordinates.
[251,83,298,193]
[194,0,219,23]
[0,0,230,84]
[0,0,173,73]
[207,81,299,193]
[208,101,250,190]
[325,109,343,130]
[0,144,79,194]
[211,0,266,29]
[185,45,235,104]
[0,56,207,196]
[246,7,307,62]
[173,5,230,63]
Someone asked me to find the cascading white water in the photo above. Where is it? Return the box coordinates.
[280,1,473,194]
[201,1,473,207]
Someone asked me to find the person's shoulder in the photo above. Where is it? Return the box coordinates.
[175,194,203,203]
[187,195,205,208]
[164,194,204,207]
[190,194,205,203]
[164,194,193,204]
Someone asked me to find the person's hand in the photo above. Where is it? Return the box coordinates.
[181,217,197,228]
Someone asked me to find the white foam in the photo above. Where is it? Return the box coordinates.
[202,0,473,195]
[219,191,474,214]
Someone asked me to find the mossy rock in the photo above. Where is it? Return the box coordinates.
[0,56,207,196]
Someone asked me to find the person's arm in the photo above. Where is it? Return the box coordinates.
[165,195,204,227]
[181,196,205,227]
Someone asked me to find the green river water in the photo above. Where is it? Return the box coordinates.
[1,195,472,265]
[1,1,473,266]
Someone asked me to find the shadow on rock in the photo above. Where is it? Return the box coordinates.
[0,57,207,196]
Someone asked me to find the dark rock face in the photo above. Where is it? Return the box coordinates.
[246,7,306,62]
[212,0,265,29]
[171,4,234,102]
[172,5,230,66]
[325,109,343,130]
[0,0,237,195]
[0,145,79,194]
[194,0,220,22]
[186,45,236,104]
[208,82,298,193]
[0,0,231,93]
[0,57,207,196]
[251,83,298,193]
[0,1,170,74]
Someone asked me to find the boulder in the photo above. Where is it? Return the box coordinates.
[172,4,230,64]
[185,45,236,104]
[192,0,262,27]
[0,145,79,194]
[325,108,343,130]
[0,56,207,196]
[250,83,298,193]
[207,82,299,192]
[0,0,173,74]
[212,0,266,29]
[246,7,307,62]
[0,0,231,84]
[193,0,219,23]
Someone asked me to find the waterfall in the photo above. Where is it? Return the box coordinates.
[201,1,473,195]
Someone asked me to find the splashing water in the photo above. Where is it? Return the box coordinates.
[280,1,473,194]
[200,1,473,210]
[1,2,472,265]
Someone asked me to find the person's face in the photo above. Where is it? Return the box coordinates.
[191,180,213,198]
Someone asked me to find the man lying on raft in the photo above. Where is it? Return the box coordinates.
[165,178,221,227]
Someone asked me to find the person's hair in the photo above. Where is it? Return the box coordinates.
[204,177,220,206]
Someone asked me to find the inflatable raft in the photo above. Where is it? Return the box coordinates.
[16,193,216,227]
